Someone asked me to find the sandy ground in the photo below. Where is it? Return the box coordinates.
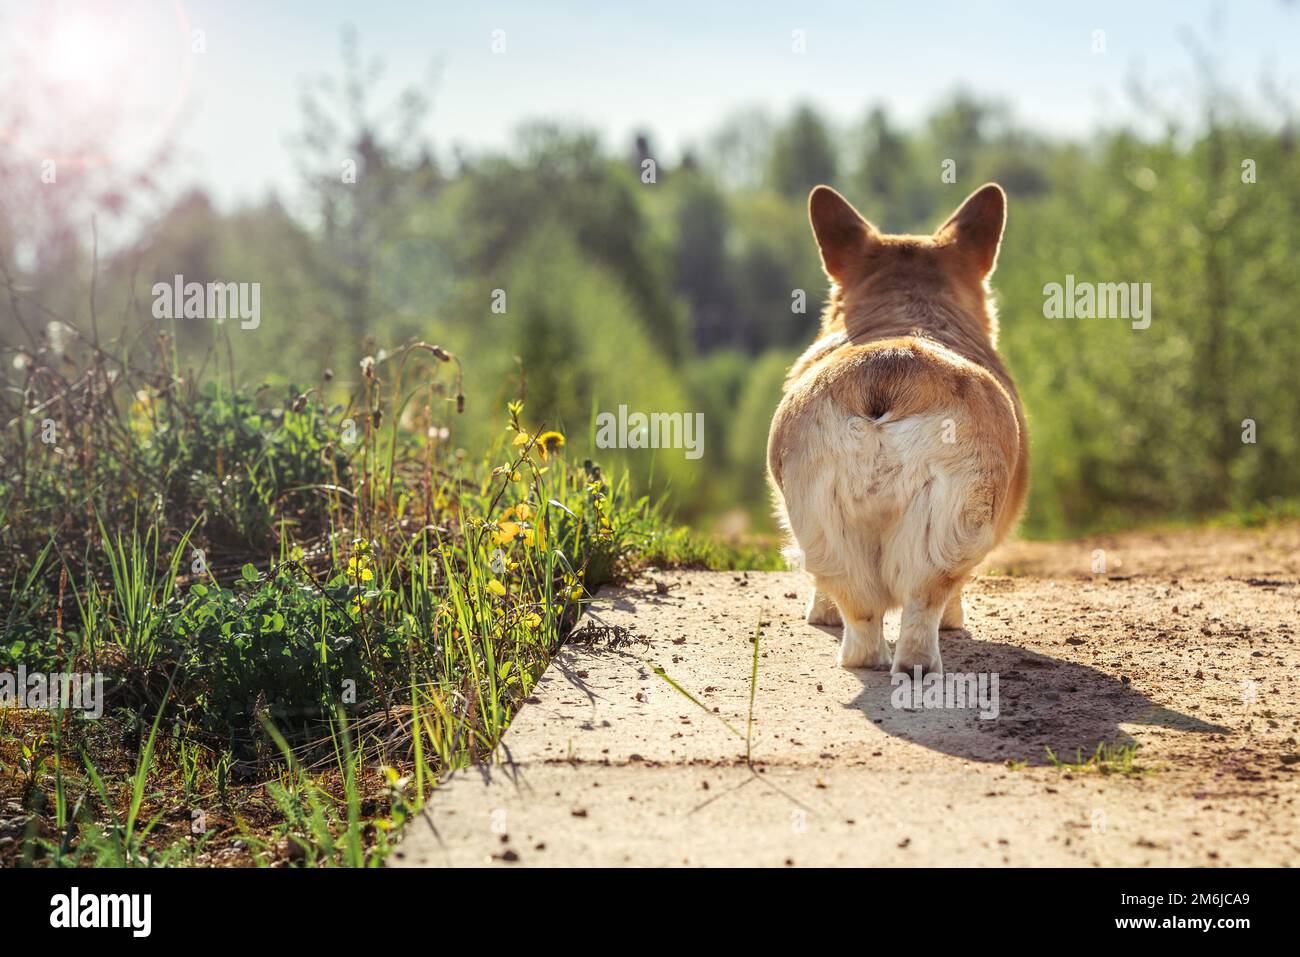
[393,526,1300,866]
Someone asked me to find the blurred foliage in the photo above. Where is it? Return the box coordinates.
[3,46,1299,540]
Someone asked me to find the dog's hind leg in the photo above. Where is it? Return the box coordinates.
[805,585,843,627]
[892,594,945,676]
[839,611,889,670]
[939,579,966,631]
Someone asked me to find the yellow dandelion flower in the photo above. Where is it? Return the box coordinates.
[346,556,375,582]
[537,430,565,460]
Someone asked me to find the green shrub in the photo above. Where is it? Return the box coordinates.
[163,561,392,745]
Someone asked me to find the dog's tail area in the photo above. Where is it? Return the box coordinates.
[770,341,1018,588]
[774,401,908,580]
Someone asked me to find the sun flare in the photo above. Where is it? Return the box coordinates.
[1,0,192,167]
[43,16,122,90]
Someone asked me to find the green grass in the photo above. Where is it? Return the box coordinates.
[633,525,784,572]
[1045,741,1150,776]
[0,338,752,867]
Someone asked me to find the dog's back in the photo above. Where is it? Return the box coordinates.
[767,184,1027,674]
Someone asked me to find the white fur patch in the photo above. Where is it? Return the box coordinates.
[775,400,994,614]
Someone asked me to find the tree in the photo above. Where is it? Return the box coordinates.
[768,105,838,198]
[672,171,735,351]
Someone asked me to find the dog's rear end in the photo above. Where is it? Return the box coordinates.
[767,184,1027,674]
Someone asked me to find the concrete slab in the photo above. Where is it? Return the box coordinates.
[393,532,1300,866]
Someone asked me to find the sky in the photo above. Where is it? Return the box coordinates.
[3,0,1299,210]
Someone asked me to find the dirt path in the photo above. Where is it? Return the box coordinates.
[393,526,1300,866]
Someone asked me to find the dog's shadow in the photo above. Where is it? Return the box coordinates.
[811,626,1228,766]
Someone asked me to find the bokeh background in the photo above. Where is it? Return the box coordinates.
[3,0,1299,539]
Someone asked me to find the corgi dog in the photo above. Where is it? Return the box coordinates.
[767,184,1028,674]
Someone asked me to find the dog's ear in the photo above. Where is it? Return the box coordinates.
[935,183,1006,277]
[809,186,879,283]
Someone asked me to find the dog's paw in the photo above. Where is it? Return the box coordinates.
[838,623,890,670]
[805,591,843,627]
[890,652,943,677]
[839,643,891,670]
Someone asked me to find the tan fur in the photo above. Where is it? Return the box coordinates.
[767,184,1028,673]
